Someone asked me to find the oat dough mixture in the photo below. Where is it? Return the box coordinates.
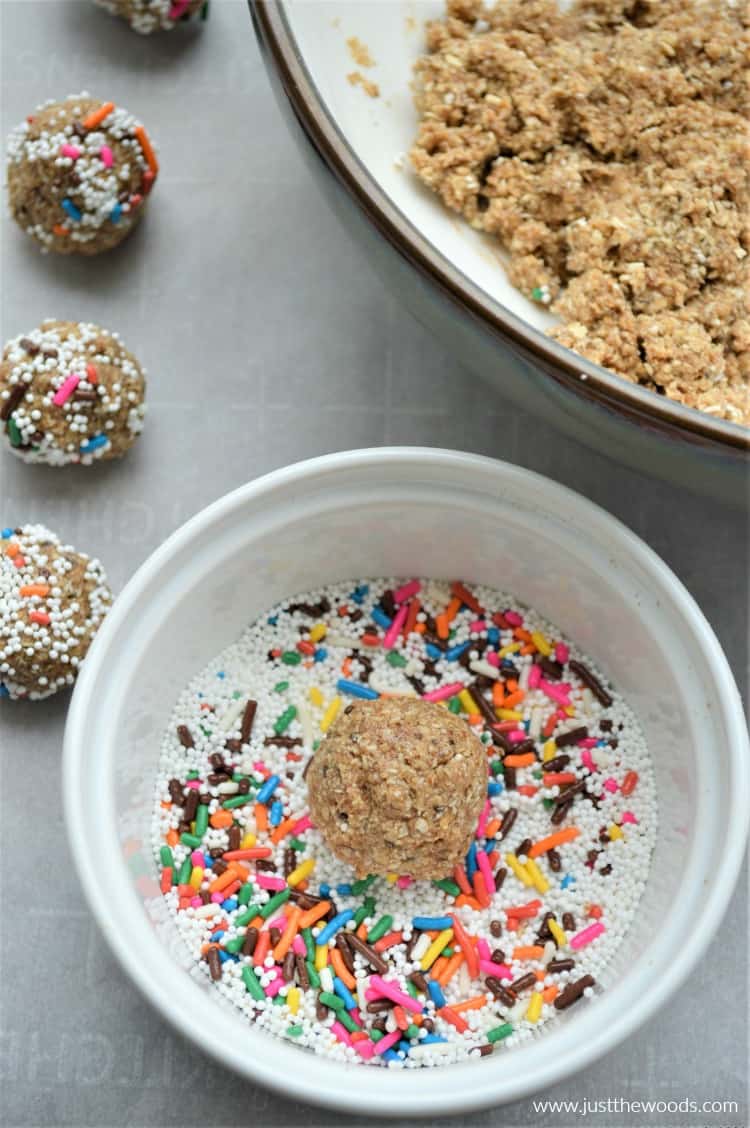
[411,0,749,424]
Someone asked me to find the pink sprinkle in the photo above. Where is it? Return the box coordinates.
[210,892,224,903]
[396,875,413,889]
[265,971,284,998]
[268,915,288,931]
[184,779,202,790]
[423,681,464,703]
[580,750,595,772]
[190,850,205,867]
[508,729,528,743]
[528,664,542,690]
[393,579,421,604]
[169,0,190,17]
[476,850,494,891]
[292,936,307,956]
[331,1020,352,1046]
[539,678,571,707]
[486,651,500,668]
[479,959,512,979]
[469,618,486,633]
[579,737,599,748]
[476,937,491,961]
[504,610,523,627]
[475,799,491,838]
[621,810,638,824]
[373,1028,402,1055]
[190,896,202,908]
[353,1038,376,1060]
[291,814,312,834]
[383,603,409,649]
[252,760,268,774]
[100,145,114,168]
[52,373,80,406]
[368,976,422,1013]
[570,922,606,950]
[60,143,81,159]
[555,642,569,663]
[256,873,286,891]
[603,777,619,793]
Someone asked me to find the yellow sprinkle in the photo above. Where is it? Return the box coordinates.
[320,696,342,733]
[309,623,327,643]
[309,686,324,707]
[287,858,316,886]
[608,823,624,840]
[524,857,550,894]
[542,739,557,762]
[420,929,453,971]
[525,991,543,1023]
[385,873,398,883]
[189,866,203,890]
[240,831,257,849]
[564,705,576,717]
[287,986,300,1015]
[315,944,329,971]
[505,853,534,887]
[458,689,479,715]
[530,631,552,657]
[496,708,523,722]
[548,919,567,948]
[498,642,521,658]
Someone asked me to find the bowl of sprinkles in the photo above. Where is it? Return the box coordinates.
[64,448,749,1115]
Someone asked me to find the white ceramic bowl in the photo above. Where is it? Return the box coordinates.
[64,448,749,1117]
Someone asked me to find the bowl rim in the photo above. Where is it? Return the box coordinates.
[252,0,749,456]
[63,448,750,1117]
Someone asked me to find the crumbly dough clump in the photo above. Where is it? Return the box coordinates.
[0,320,146,465]
[410,0,749,424]
[7,93,157,254]
[0,524,112,700]
[95,0,205,34]
[307,697,487,879]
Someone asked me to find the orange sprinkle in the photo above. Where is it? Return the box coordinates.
[504,753,536,768]
[492,682,505,707]
[543,772,578,787]
[517,784,538,797]
[520,644,536,656]
[543,985,559,1004]
[403,598,420,638]
[209,867,241,895]
[4,542,19,557]
[330,948,357,990]
[485,818,502,838]
[528,827,581,857]
[512,945,545,961]
[134,124,159,175]
[19,583,50,598]
[82,101,115,130]
[373,931,403,953]
[454,894,482,910]
[450,914,479,978]
[503,690,526,709]
[29,610,50,626]
[393,1005,410,1031]
[166,829,179,848]
[430,956,448,980]
[350,1031,369,1042]
[453,865,472,896]
[341,657,352,678]
[487,850,499,868]
[209,809,233,830]
[514,627,532,642]
[160,800,172,810]
[472,870,490,908]
[437,1005,468,1033]
[437,951,464,986]
[435,613,450,640]
[450,995,488,1014]
[270,816,297,844]
[356,922,368,940]
[361,633,381,647]
[444,596,462,623]
[254,803,268,832]
[253,930,271,967]
[414,622,425,634]
[52,223,70,236]
[272,907,301,962]
[299,901,332,929]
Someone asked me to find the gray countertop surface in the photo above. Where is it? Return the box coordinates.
[0,3,747,1126]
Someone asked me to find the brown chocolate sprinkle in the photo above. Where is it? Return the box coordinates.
[242,927,258,956]
[240,699,257,743]
[335,934,355,975]
[554,975,595,1010]
[516,837,532,858]
[478,1044,494,1057]
[489,919,503,939]
[555,726,589,748]
[282,951,296,981]
[498,808,518,841]
[543,754,571,772]
[547,958,576,974]
[346,933,389,975]
[366,1000,393,1014]
[494,866,507,891]
[504,766,517,791]
[19,337,38,354]
[485,978,516,1008]
[176,724,194,748]
[469,682,498,727]
[269,927,282,947]
[562,912,576,932]
[295,956,310,989]
[551,798,574,825]
[509,972,537,994]
[548,848,562,872]
[283,848,296,877]
[0,383,29,421]
[264,736,303,748]
[569,660,613,707]
[409,971,428,993]
[491,948,505,964]
[316,997,328,1022]
[183,790,199,823]
[206,947,222,981]
[228,826,241,852]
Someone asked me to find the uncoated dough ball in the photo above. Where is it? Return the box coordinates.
[0,320,146,465]
[307,697,487,879]
[0,524,112,700]
[95,0,205,33]
[6,93,158,254]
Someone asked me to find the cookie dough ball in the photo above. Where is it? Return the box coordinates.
[6,93,158,255]
[307,697,487,879]
[0,524,112,700]
[0,320,146,465]
[95,0,205,33]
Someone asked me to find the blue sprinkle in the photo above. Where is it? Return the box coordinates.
[218,950,236,964]
[313,647,327,662]
[560,874,576,890]
[256,774,280,804]
[79,434,108,454]
[487,627,500,646]
[465,841,478,878]
[501,659,517,671]
[319,883,330,896]
[487,780,502,796]
[350,584,369,604]
[315,909,355,947]
[371,606,392,629]
[203,856,213,869]
[412,916,452,931]
[336,883,352,896]
[382,1050,400,1063]
[336,679,379,700]
[484,838,497,852]
[427,979,446,1008]
[420,1034,447,1045]
[445,641,469,662]
[425,644,442,661]
[1,528,12,539]
[0,684,9,698]
[397,1040,411,1055]
[333,977,357,1011]
[268,615,278,626]
[221,897,238,911]
[269,800,283,826]
[109,202,123,224]
[216,671,225,679]
[211,930,226,942]
[61,197,82,221]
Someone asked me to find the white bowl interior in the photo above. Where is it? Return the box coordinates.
[284,0,560,334]
[66,451,746,1115]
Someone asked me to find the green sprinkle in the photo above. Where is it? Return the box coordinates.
[305,960,320,988]
[194,804,209,837]
[491,759,504,776]
[370,1029,384,1043]
[159,846,174,868]
[242,966,266,1001]
[238,883,254,906]
[235,906,260,927]
[531,287,544,302]
[199,725,212,738]
[406,980,419,1000]
[448,697,461,714]
[232,690,242,699]
[405,1024,420,1039]
[274,680,290,692]
[224,936,246,954]
[351,874,376,896]
[319,991,344,1011]
[274,705,297,734]
[302,927,316,960]
[367,914,393,942]
[487,1023,513,1043]
[186,771,200,780]
[177,856,192,885]
[200,0,210,19]
[272,994,285,1006]
[222,794,253,810]
[289,837,306,852]
[386,651,407,668]
[432,878,461,897]
[7,418,21,447]
[180,833,202,849]
[441,947,454,958]
[532,770,543,780]
[313,740,321,751]
[353,895,376,928]
[543,798,554,810]
[260,888,291,918]
[337,1011,360,1034]
[281,651,302,666]
[286,1025,303,1037]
